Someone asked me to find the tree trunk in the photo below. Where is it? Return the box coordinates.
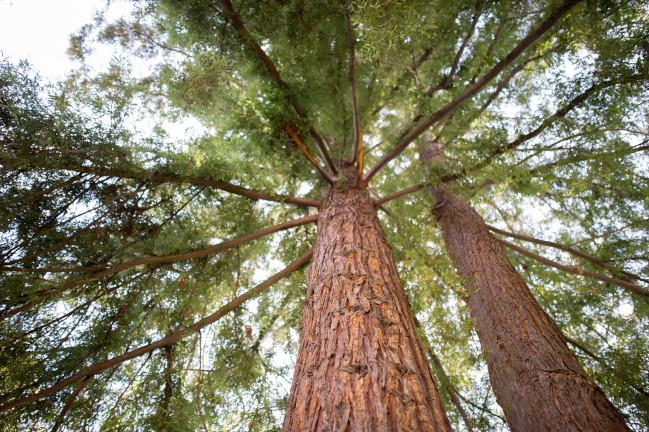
[421,141,629,431]
[283,182,452,431]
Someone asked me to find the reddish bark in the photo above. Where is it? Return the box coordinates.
[429,182,630,431]
[283,181,452,431]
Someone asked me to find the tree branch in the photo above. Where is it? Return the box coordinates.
[496,237,649,299]
[285,125,335,184]
[31,164,320,207]
[0,248,314,412]
[413,316,475,432]
[250,291,292,353]
[309,127,339,176]
[425,0,485,96]
[374,183,428,206]
[363,0,584,182]
[214,0,338,177]
[564,335,649,398]
[50,375,94,432]
[0,215,317,320]
[488,225,648,284]
[341,1,361,165]
[442,73,647,184]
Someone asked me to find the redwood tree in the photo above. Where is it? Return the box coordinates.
[420,138,630,431]
[283,167,452,431]
[0,0,648,431]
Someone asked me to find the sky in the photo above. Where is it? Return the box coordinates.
[0,0,105,80]
[0,0,206,142]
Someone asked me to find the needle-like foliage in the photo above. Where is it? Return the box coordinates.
[1,0,647,430]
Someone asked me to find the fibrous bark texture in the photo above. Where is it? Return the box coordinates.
[431,184,630,432]
[283,186,452,431]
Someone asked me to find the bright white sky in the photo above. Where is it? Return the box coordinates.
[0,0,205,140]
[0,0,105,80]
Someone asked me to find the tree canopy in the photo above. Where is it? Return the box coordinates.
[1,0,648,430]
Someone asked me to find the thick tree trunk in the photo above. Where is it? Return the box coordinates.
[421,142,629,431]
[283,184,452,431]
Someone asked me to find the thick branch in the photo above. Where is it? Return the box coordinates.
[374,183,428,206]
[0,215,317,320]
[215,0,337,177]
[50,375,94,432]
[39,164,320,207]
[496,237,649,299]
[0,248,313,412]
[341,1,361,164]
[364,0,583,182]
[488,225,647,284]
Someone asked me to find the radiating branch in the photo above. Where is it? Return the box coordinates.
[496,237,649,299]
[50,375,94,432]
[214,0,338,177]
[0,215,317,320]
[285,125,335,184]
[374,183,429,206]
[363,0,584,182]
[0,248,314,412]
[488,225,648,284]
[341,1,361,165]
[26,164,320,207]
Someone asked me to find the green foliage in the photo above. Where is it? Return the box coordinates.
[1,0,648,430]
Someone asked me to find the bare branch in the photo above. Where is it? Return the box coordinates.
[496,237,649,299]
[0,248,314,412]
[364,0,584,182]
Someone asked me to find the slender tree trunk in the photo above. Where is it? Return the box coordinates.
[283,179,452,431]
[420,142,630,431]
